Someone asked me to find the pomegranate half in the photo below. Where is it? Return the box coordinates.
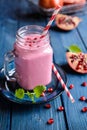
[66,52,87,73]
[56,14,82,31]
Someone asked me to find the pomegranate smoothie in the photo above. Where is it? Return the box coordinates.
[14,25,53,90]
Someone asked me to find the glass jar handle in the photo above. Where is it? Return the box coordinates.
[4,51,16,82]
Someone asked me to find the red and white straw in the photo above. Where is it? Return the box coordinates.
[52,63,75,103]
[40,5,62,39]
[40,4,75,103]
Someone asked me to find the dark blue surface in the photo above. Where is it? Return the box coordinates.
[0,0,87,130]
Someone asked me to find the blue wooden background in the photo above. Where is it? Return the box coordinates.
[0,0,87,130]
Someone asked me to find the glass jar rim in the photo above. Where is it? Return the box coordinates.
[16,25,49,39]
[16,25,50,50]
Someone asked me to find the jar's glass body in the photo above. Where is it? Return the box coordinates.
[14,25,53,90]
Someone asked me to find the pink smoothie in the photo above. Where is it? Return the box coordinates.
[14,33,53,90]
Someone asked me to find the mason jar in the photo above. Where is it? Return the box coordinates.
[4,25,53,90]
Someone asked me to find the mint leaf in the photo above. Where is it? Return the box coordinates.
[15,88,25,99]
[68,44,82,53]
[34,85,46,98]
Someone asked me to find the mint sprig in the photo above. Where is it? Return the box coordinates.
[67,44,82,53]
[15,85,46,102]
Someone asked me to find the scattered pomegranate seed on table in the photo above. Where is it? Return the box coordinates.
[45,81,87,125]
[44,104,51,109]
[79,96,86,101]
[81,107,87,112]
[81,82,87,87]
[47,88,53,93]
[69,84,74,89]
[57,106,64,111]
[47,118,54,124]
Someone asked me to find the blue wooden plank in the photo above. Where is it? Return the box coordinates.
[0,2,11,130]
[0,0,32,20]
[50,15,87,130]
[62,73,87,130]
[0,1,18,129]
[11,98,67,130]
[63,16,87,130]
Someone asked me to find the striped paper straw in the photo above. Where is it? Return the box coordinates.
[39,4,75,103]
[40,5,62,39]
[52,63,75,103]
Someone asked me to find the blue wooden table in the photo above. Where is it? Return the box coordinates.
[0,0,87,130]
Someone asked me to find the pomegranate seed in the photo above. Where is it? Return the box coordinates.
[81,107,87,112]
[76,64,82,70]
[47,88,53,93]
[33,37,37,40]
[83,62,87,70]
[47,118,54,124]
[57,106,64,111]
[44,104,51,109]
[79,96,86,101]
[71,59,74,63]
[29,44,32,47]
[40,92,45,97]
[81,82,87,87]
[69,84,74,89]
[79,61,83,65]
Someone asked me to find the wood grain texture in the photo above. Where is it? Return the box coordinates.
[52,15,87,130]
[0,0,87,130]
[11,97,67,130]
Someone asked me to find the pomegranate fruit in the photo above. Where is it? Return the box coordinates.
[56,14,82,31]
[39,0,63,9]
[66,52,87,73]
